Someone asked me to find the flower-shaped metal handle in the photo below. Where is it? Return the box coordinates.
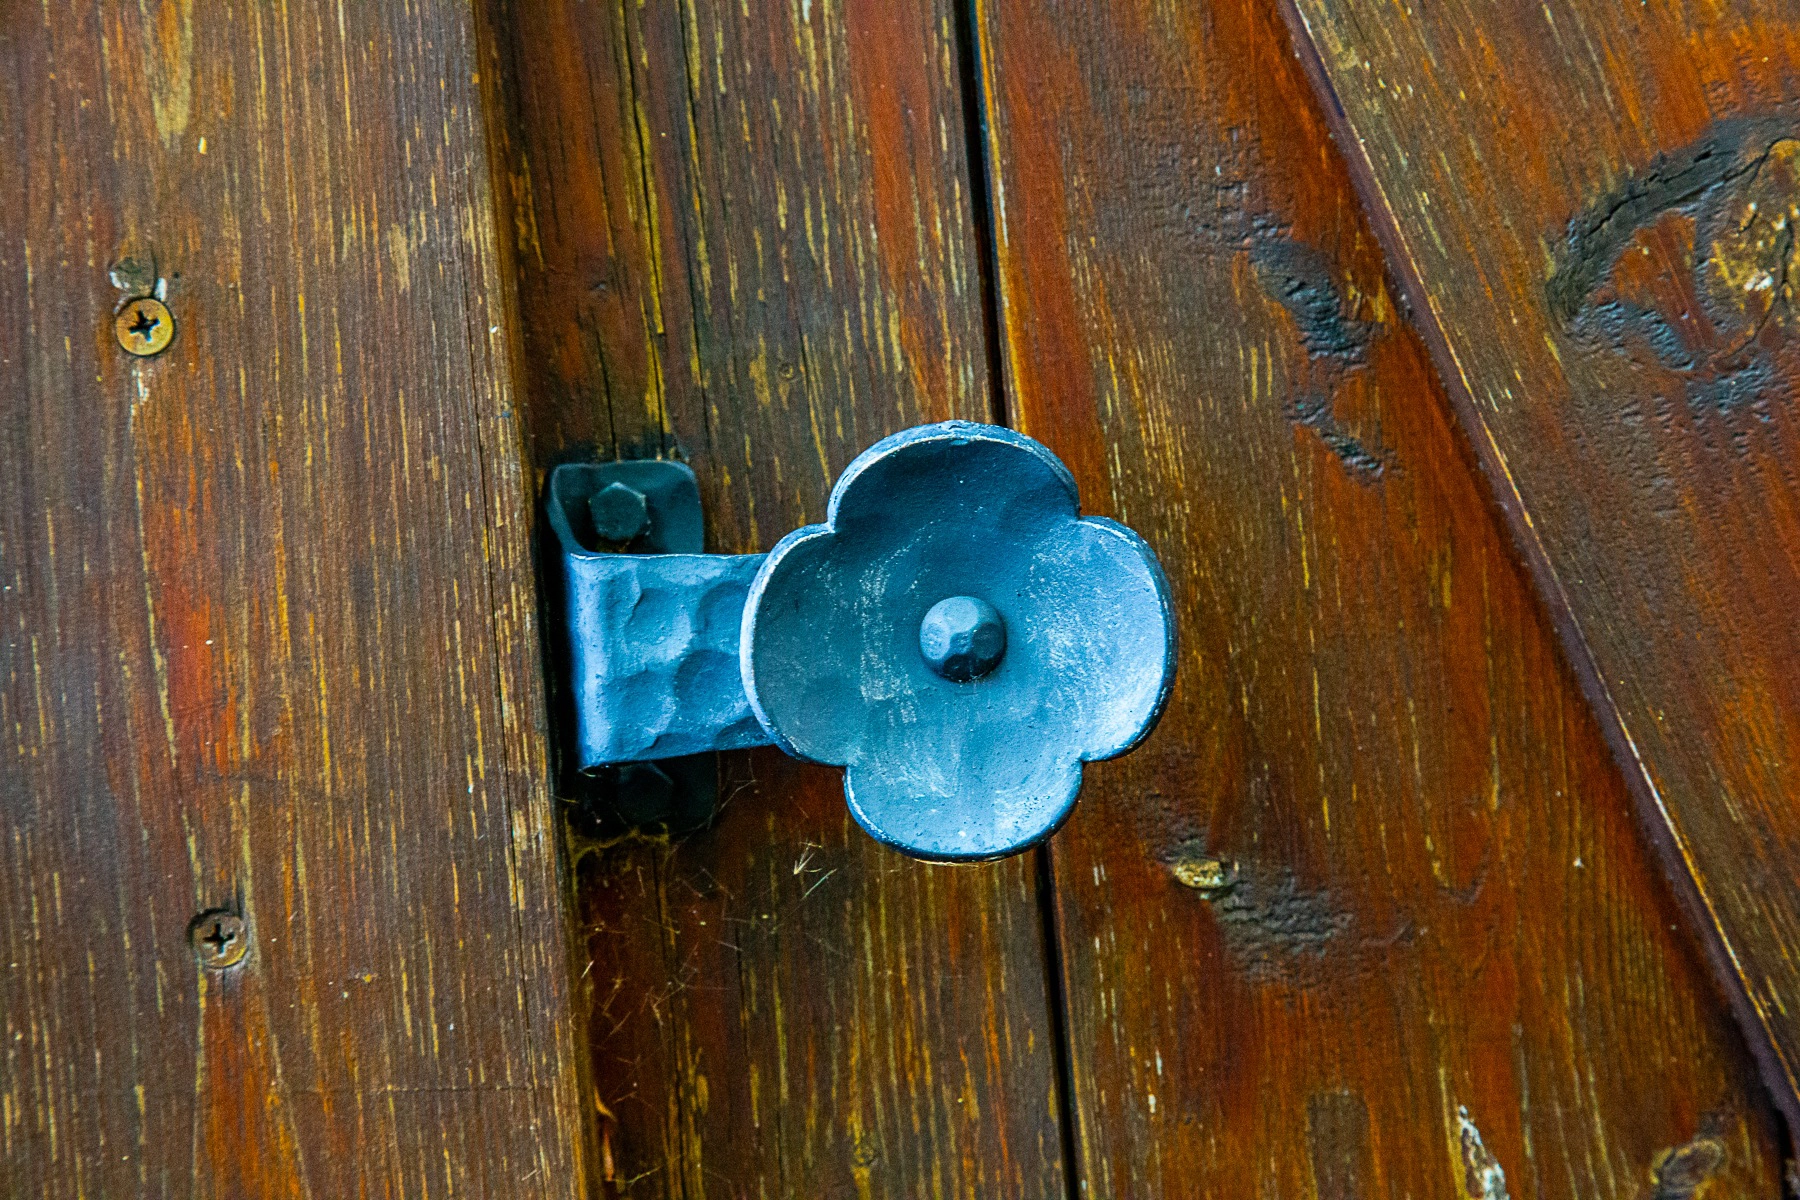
[742,423,1174,859]
[549,421,1175,861]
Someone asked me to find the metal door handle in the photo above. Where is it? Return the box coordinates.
[547,421,1175,860]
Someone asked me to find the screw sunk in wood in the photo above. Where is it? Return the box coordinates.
[114,297,175,357]
[189,909,248,969]
[1171,856,1239,896]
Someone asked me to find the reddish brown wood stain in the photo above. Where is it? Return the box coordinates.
[1282,0,1800,1122]
[977,0,1783,1194]
[2,3,587,1196]
[9,0,1796,1193]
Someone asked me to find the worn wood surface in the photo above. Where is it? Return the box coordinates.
[483,0,1067,1193]
[0,3,588,1197]
[1280,0,1800,1121]
[974,0,1785,1195]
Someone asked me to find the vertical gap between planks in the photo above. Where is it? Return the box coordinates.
[952,1,1082,1194]
[1034,843,1085,1198]
[952,0,1012,431]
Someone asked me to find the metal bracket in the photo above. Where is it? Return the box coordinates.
[546,460,770,765]
[545,460,752,834]
[546,422,1177,861]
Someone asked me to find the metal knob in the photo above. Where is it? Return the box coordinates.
[548,421,1176,860]
[919,595,1007,682]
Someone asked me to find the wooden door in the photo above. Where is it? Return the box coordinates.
[6,2,1798,1197]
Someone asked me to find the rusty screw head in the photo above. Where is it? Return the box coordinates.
[589,481,650,545]
[919,595,1007,682]
[114,297,175,357]
[189,909,248,970]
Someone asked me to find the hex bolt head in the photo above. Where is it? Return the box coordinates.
[589,481,651,545]
[114,297,175,357]
[189,909,248,970]
[919,595,1007,683]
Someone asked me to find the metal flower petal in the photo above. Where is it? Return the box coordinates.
[741,422,1175,861]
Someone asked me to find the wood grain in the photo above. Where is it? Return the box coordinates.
[1280,0,1800,1121]
[0,3,587,1196]
[481,0,1067,1193]
[974,0,1785,1194]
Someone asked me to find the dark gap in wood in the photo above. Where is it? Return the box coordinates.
[952,0,1011,430]
[1034,844,1084,1200]
[952,2,1079,1190]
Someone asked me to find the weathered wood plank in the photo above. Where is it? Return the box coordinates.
[481,0,1066,1192]
[975,0,1785,1194]
[0,3,588,1196]
[1280,0,1800,1120]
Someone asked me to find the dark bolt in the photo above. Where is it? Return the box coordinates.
[114,297,175,357]
[589,481,651,545]
[189,909,248,969]
[919,594,1007,682]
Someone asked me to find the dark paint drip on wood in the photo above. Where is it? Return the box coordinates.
[1206,867,1353,986]
[1253,237,1390,478]
[1253,239,1376,365]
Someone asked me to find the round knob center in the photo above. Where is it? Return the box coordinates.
[919,595,1007,682]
